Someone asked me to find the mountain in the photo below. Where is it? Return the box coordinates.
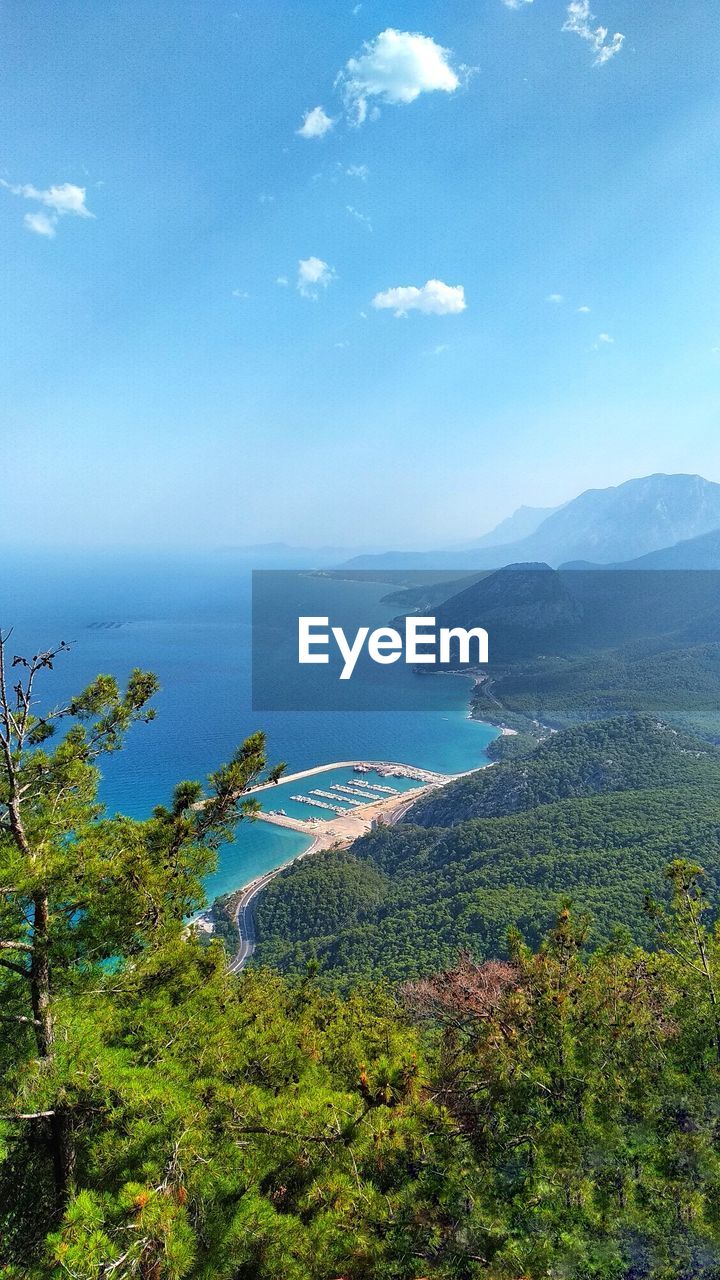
[406,716,712,827]
[400,558,720,664]
[342,474,720,570]
[510,474,720,566]
[570,526,720,570]
[434,563,583,632]
[457,504,560,550]
[425,560,720,734]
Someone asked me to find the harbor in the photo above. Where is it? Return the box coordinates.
[249,760,455,853]
[258,760,449,832]
[195,758,469,969]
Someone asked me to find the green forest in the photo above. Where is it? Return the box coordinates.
[472,641,720,739]
[6,651,720,1276]
[254,717,720,983]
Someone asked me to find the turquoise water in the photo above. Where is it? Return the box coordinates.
[206,765,431,899]
[1,551,497,897]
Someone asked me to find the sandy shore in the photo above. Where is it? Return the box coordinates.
[198,775,451,967]
[257,779,437,853]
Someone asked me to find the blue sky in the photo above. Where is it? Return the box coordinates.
[1,0,719,550]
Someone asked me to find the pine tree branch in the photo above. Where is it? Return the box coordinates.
[0,1109,56,1120]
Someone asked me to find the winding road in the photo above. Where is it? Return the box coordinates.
[227,870,282,973]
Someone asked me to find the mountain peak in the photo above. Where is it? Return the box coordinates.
[340,473,720,571]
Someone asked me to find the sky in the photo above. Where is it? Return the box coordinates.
[2,0,720,551]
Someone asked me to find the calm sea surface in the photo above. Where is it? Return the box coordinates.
[1,551,496,898]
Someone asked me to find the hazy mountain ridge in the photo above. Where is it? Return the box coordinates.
[342,474,720,571]
[566,526,720,570]
[455,504,560,550]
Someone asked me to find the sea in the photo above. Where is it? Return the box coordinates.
[0,550,497,900]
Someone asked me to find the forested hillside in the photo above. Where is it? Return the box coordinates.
[7,652,720,1275]
[385,561,720,738]
[473,641,720,738]
[254,718,720,983]
[408,715,718,827]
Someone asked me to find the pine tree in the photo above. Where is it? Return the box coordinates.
[0,632,283,1266]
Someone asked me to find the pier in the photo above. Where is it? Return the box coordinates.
[290,795,349,815]
[245,759,451,797]
[331,783,383,800]
[310,788,364,806]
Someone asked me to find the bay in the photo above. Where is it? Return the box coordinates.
[0,550,496,896]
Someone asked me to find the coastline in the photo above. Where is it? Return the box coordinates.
[192,760,471,965]
[206,768,461,970]
[194,695,513,965]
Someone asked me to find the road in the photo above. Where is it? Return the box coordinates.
[227,870,281,973]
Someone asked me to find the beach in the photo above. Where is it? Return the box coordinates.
[192,761,462,962]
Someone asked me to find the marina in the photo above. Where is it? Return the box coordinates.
[289,795,349,815]
[251,760,456,845]
[250,761,451,831]
[331,783,381,800]
[309,788,364,806]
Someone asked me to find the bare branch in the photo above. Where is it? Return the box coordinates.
[0,1109,56,1121]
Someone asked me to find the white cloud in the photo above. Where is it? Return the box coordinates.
[547,293,564,304]
[336,29,462,124]
[24,210,57,238]
[372,279,466,317]
[2,178,94,238]
[577,304,591,313]
[346,163,369,180]
[562,1,624,65]
[297,106,335,139]
[502,0,533,8]
[297,256,336,299]
[346,204,372,230]
[598,332,614,343]
[2,179,93,217]
[276,275,289,286]
[232,288,250,299]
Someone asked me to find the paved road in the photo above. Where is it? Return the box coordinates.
[227,870,281,973]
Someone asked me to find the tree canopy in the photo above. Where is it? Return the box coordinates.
[5,646,720,1277]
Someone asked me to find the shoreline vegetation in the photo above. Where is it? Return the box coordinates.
[195,762,462,962]
[197,701,522,963]
[251,714,720,987]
